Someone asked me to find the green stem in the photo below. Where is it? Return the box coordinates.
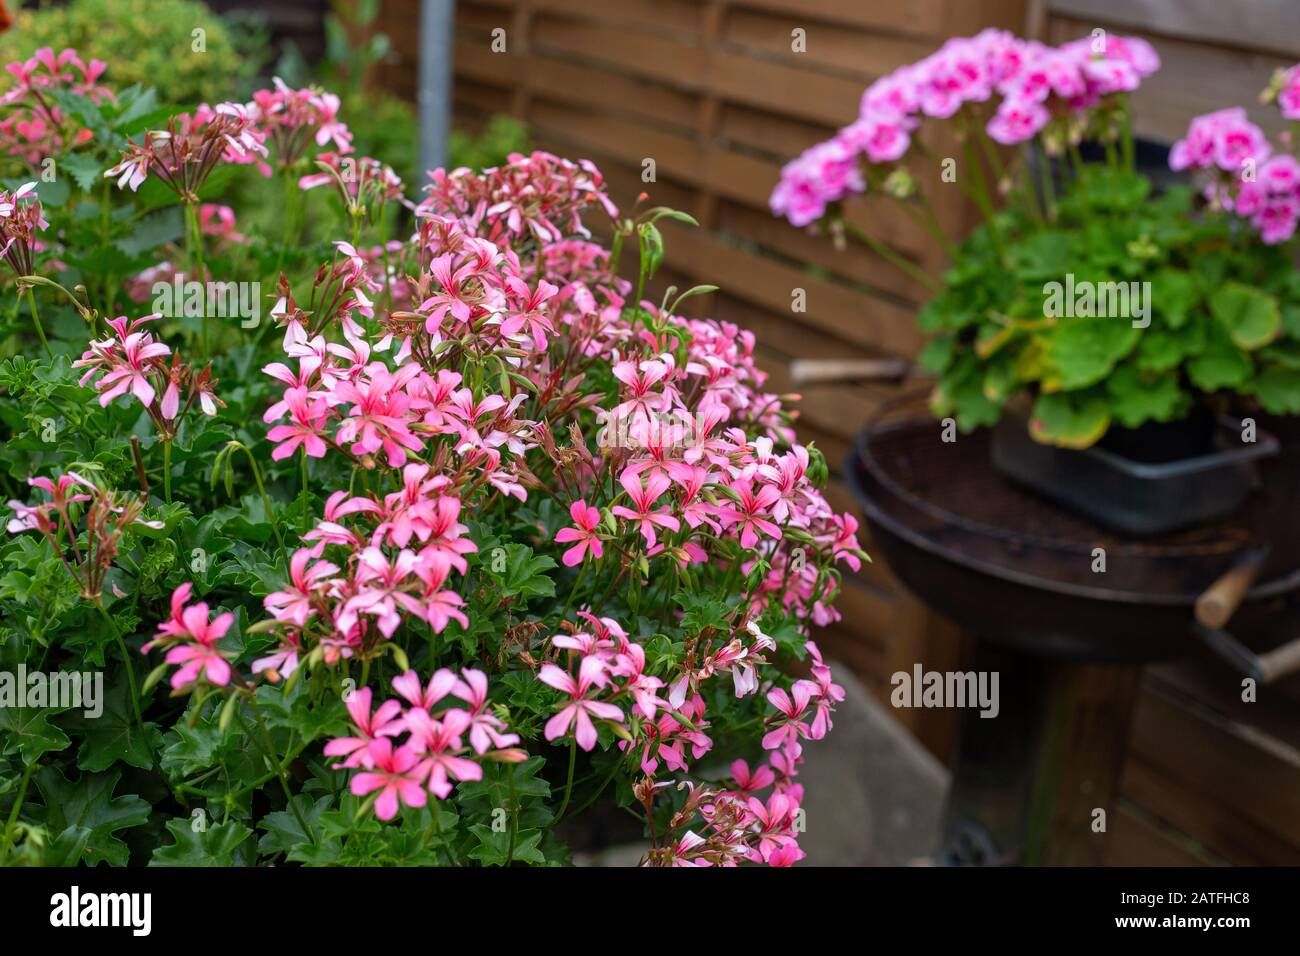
[963,138,1007,262]
[241,700,315,845]
[0,761,36,864]
[162,439,172,504]
[24,288,53,360]
[1120,96,1136,172]
[230,442,288,564]
[299,447,309,533]
[273,167,296,281]
[562,755,623,821]
[94,599,145,733]
[840,221,942,294]
[558,559,589,620]
[1037,148,1057,222]
[556,737,577,820]
[184,202,208,353]
[504,764,518,866]
[426,802,457,866]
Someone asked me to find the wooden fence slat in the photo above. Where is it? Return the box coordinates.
[729,0,950,38]
[454,41,701,133]
[723,8,936,81]
[530,16,709,88]
[1049,0,1300,59]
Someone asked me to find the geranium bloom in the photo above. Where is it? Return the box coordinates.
[610,469,679,548]
[540,658,624,751]
[323,687,405,769]
[555,499,603,566]
[0,181,47,277]
[730,759,776,797]
[405,708,483,798]
[762,682,815,750]
[142,584,235,690]
[264,546,339,626]
[349,738,428,820]
[716,481,782,549]
[392,668,457,712]
[453,669,521,754]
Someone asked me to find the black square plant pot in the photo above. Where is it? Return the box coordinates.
[990,414,1279,536]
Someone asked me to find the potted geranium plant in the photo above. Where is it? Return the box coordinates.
[0,47,866,866]
[771,30,1300,534]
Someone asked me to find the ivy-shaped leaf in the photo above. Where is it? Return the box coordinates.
[61,673,162,772]
[0,706,71,764]
[150,818,253,866]
[34,767,151,866]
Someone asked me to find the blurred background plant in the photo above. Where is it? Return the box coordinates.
[0,0,256,105]
[0,0,527,190]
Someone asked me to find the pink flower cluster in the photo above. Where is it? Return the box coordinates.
[142,583,235,691]
[249,77,352,167]
[0,181,48,278]
[105,102,268,197]
[253,471,478,673]
[771,30,1159,226]
[529,606,844,866]
[324,671,524,820]
[0,47,110,163]
[416,150,618,245]
[228,148,862,861]
[73,314,224,438]
[6,472,162,599]
[1278,65,1300,120]
[651,643,843,866]
[1170,103,1300,244]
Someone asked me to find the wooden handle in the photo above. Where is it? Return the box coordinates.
[1195,547,1269,630]
[789,358,911,386]
[1258,637,1300,683]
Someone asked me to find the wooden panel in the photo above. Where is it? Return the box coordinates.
[728,0,952,38]
[1121,677,1300,863]
[1049,0,1300,59]
[1104,801,1225,867]
[723,8,934,80]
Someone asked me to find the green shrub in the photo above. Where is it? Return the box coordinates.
[0,0,253,106]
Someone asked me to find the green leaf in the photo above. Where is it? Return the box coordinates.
[485,543,557,601]
[1105,366,1188,428]
[1250,367,1300,414]
[62,673,162,772]
[1047,318,1141,390]
[115,206,184,256]
[1209,283,1280,350]
[1029,391,1111,448]
[0,707,71,764]
[676,591,732,633]
[150,818,253,866]
[44,825,93,866]
[1151,269,1200,329]
[34,768,151,866]
[1187,338,1253,391]
[257,795,332,856]
[60,153,107,192]
[468,824,547,865]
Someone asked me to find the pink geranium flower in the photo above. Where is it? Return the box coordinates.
[555,499,603,566]
[350,738,428,820]
[610,469,679,548]
[540,658,624,751]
